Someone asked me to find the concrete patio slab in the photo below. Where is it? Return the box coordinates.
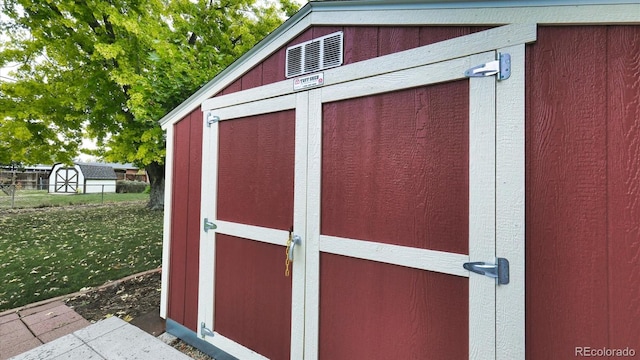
[8,316,192,360]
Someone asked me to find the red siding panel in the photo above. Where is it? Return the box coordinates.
[169,118,190,326]
[262,45,286,85]
[215,234,292,360]
[607,26,640,352]
[419,26,470,46]
[378,27,420,56]
[169,110,203,332]
[241,63,263,90]
[319,253,468,360]
[312,26,343,38]
[184,111,203,331]
[343,27,378,63]
[217,111,295,231]
[526,27,609,358]
[220,78,242,96]
[322,81,469,254]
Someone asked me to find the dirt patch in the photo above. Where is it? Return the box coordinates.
[64,270,213,360]
[65,270,162,322]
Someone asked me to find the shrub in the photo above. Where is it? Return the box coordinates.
[116,180,147,193]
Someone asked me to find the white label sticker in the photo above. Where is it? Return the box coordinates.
[293,73,324,90]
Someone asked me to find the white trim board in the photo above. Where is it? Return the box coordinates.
[214,220,290,247]
[319,235,470,277]
[495,43,526,360]
[159,125,175,319]
[160,1,637,129]
[467,51,498,360]
[309,4,640,25]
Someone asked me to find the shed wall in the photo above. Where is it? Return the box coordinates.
[168,109,203,332]
[81,179,116,194]
[166,24,640,356]
[525,25,640,357]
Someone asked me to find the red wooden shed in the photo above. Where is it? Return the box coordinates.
[158,1,640,359]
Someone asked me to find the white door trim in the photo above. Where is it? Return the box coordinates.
[468,51,497,360]
[319,235,470,277]
[495,43,526,360]
[198,94,307,360]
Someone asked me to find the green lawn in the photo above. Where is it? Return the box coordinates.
[0,201,163,311]
[0,190,149,209]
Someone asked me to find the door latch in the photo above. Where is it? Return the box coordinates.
[463,258,509,285]
[203,218,217,232]
[288,235,301,261]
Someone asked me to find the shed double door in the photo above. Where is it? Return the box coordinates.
[199,25,528,360]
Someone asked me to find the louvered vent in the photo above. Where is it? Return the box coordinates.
[286,31,343,78]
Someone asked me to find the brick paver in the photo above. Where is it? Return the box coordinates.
[0,313,18,326]
[0,302,89,360]
[0,337,42,360]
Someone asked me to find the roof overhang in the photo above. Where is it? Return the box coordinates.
[159,0,640,129]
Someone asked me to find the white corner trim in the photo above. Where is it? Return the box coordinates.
[159,125,175,319]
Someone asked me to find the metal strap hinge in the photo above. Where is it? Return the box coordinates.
[206,113,219,127]
[464,53,511,81]
[203,218,217,232]
[463,257,509,285]
[200,322,214,339]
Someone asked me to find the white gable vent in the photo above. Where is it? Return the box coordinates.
[286,31,343,78]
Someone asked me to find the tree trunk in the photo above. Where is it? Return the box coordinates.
[146,161,165,211]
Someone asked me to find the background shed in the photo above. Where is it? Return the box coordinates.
[158,1,640,359]
[48,163,117,194]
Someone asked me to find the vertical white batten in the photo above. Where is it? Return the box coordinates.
[304,88,323,359]
[198,111,218,338]
[495,44,526,360]
[160,125,175,319]
[291,91,309,359]
[468,51,497,360]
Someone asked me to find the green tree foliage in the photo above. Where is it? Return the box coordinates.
[0,0,300,209]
